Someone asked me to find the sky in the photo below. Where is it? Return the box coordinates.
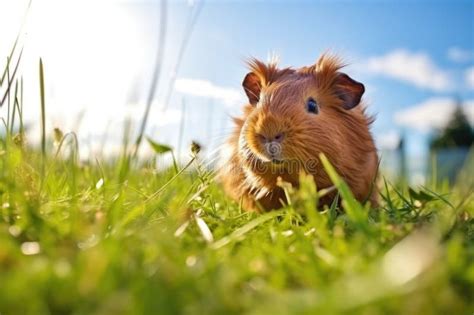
[0,0,473,180]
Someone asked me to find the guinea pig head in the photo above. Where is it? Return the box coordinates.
[238,55,366,181]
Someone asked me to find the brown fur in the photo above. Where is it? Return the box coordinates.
[219,54,378,211]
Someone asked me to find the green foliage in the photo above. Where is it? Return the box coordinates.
[430,101,474,150]
[0,133,473,315]
[147,137,173,154]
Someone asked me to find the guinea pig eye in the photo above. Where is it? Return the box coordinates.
[306,98,319,114]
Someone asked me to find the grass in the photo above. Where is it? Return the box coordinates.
[1,125,473,315]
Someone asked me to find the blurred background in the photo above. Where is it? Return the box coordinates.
[0,0,473,184]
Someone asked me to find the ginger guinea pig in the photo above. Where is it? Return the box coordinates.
[219,54,378,211]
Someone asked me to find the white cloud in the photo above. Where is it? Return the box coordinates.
[447,47,474,63]
[376,130,401,150]
[366,50,451,91]
[174,78,243,106]
[394,97,474,132]
[465,67,474,90]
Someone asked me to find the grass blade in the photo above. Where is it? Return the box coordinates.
[211,210,284,249]
[0,0,31,87]
[39,58,46,169]
[132,0,168,157]
[319,153,370,232]
[195,212,214,243]
[0,48,23,108]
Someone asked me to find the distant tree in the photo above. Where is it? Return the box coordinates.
[430,100,474,150]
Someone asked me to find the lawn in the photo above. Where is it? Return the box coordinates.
[0,129,473,314]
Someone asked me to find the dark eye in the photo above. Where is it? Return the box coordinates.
[306,98,319,114]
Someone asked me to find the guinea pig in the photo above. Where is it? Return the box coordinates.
[219,54,378,211]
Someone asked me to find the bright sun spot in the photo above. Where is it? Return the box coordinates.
[0,0,161,157]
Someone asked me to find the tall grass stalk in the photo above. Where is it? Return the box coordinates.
[0,47,24,108]
[177,97,186,162]
[19,77,24,133]
[6,57,10,132]
[133,0,168,158]
[160,0,204,112]
[10,81,18,134]
[39,58,46,174]
[0,0,30,111]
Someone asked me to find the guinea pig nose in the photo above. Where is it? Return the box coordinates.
[268,143,279,154]
[257,132,285,144]
[273,132,285,143]
[267,142,281,155]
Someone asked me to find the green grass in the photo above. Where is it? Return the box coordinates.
[0,131,473,314]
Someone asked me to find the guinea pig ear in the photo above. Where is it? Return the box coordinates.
[334,73,365,110]
[242,72,261,106]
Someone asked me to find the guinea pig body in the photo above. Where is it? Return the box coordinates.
[219,54,378,211]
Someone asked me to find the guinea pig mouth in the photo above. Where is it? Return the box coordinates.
[254,151,286,166]
[270,158,284,164]
[244,143,286,165]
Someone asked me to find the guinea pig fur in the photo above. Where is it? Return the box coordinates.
[219,54,378,211]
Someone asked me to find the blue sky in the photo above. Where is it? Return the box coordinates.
[0,0,473,179]
[172,0,474,153]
